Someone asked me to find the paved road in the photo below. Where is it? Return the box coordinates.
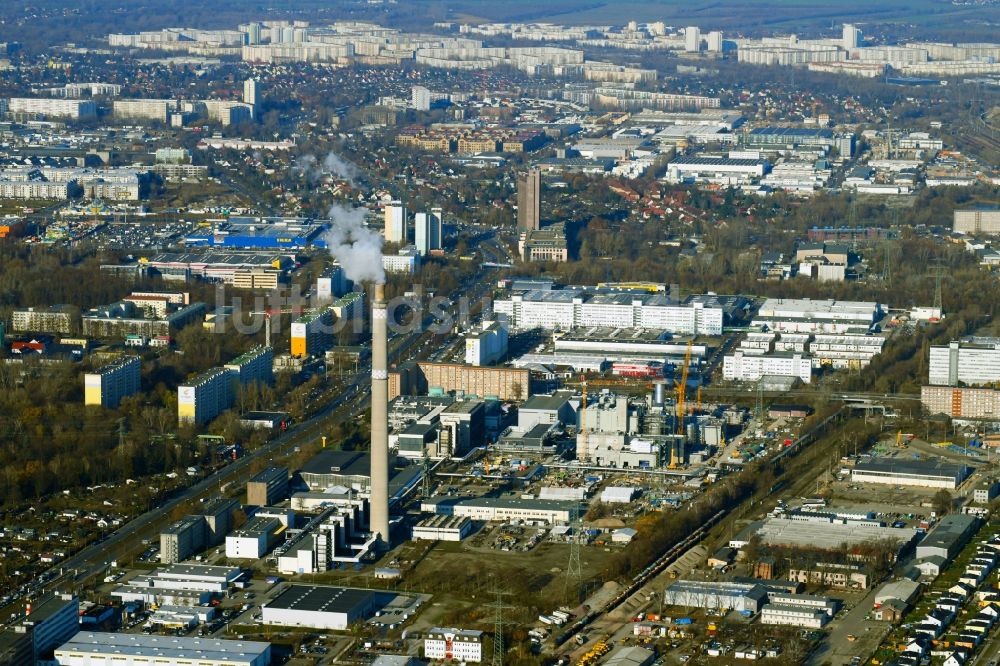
[5,235,503,620]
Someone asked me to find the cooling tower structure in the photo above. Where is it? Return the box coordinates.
[370,282,391,545]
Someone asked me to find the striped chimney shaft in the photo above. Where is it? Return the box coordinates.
[369,282,391,544]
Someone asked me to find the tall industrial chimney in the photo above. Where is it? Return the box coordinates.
[370,283,391,545]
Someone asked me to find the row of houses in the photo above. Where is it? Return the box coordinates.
[890,526,1000,666]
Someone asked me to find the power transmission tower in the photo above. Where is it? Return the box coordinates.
[421,448,433,497]
[486,586,514,666]
[116,418,127,448]
[565,507,583,602]
[930,262,947,314]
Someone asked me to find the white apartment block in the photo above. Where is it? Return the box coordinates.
[723,351,812,384]
[84,356,141,409]
[113,99,176,122]
[465,321,508,366]
[8,98,97,119]
[493,292,725,335]
[424,628,483,663]
[929,339,1000,387]
[384,202,407,243]
[11,306,74,333]
[382,248,420,274]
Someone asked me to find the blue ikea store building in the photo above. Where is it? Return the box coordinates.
[186,217,327,249]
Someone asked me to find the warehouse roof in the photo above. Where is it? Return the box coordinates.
[853,458,970,480]
[55,632,270,662]
[755,517,917,551]
[265,584,384,614]
[603,646,656,666]
[301,450,368,476]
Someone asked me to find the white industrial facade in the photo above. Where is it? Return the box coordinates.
[851,460,970,489]
[53,632,271,666]
[752,298,882,334]
[412,516,474,541]
[723,351,812,383]
[225,517,280,559]
[493,291,724,334]
[663,580,767,613]
[761,604,828,628]
[929,339,1000,387]
[424,628,484,662]
[421,497,577,524]
[261,585,382,630]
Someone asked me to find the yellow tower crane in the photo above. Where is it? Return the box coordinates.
[671,341,694,468]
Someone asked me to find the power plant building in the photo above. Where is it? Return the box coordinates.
[390,361,531,401]
[247,467,290,506]
[84,355,141,408]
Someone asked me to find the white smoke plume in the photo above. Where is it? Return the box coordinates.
[292,152,359,186]
[323,152,359,186]
[323,203,385,284]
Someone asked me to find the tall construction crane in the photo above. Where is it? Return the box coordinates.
[248,307,310,347]
[670,341,694,469]
[579,375,589,461]
[675,341,693,435]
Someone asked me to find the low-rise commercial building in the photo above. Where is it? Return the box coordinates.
[54,632,270,666]
[916,515,979,561]
[663,580,768,613]
[749,517,918,555]
[421,497,579,524]
[851,459,971,490]
[760,603,829,628]
[752,298,882,334]
[225,517,282,560]
[261,585,386,630]
[412,515,475,541]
